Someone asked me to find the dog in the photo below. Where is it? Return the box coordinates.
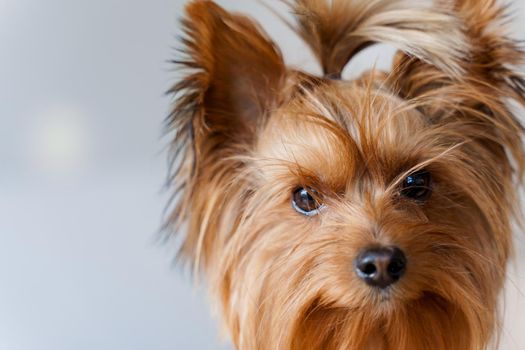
[167,0,525,348]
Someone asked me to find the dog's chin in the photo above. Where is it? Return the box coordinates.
[293,289,474,350]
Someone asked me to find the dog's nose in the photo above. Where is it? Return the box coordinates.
[355,246,406,289]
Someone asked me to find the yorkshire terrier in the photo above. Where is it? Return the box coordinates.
[167,0,525,349]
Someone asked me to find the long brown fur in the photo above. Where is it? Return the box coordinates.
[167,0,525,349]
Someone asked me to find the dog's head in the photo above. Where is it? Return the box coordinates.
[168,1,525,348]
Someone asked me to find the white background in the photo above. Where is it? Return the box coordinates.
[1,1,524,349]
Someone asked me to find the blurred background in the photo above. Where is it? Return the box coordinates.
[1,1,524,349]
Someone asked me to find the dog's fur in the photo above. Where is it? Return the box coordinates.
[167,0,525,348]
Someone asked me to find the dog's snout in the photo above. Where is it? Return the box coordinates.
[355,246,406,289]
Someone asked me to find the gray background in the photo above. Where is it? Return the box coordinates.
[1,1,524,349]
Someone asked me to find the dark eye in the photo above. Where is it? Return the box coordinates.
[292,187,323,216]
[400,170,432,202]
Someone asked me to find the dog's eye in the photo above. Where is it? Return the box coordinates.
[292,187,323,216]
[400,170,432,202]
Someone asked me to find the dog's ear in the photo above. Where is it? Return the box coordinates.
[170,0,286,151]
[167,0,285,265]
[388,0,525,172]
[286,0,467,78]
[392,0,525,106]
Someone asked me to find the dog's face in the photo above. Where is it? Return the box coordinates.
[169,1,525,349]
[229,79,508,349]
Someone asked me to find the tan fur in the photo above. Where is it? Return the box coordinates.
[167,0,525,349]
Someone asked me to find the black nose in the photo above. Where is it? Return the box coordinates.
[355,246,406,289]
